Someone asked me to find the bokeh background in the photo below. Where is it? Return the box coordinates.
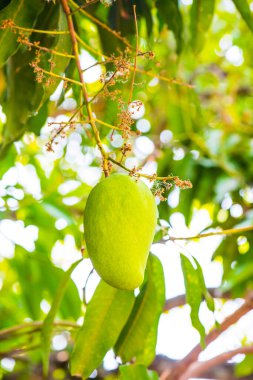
[1,0,253,379]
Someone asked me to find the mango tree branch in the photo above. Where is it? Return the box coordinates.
[167,292,253,380]
[108,157,192,189]
[60,0,109,176]
[74,33,192,88]
[19,38,75,59]
[35,67,83,86]
[179,345,253,380]
[0,21,69,34]
[70,0,100,15]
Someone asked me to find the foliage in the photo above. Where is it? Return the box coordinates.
[0,0,253,379]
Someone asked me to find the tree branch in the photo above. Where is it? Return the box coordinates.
[167,292,253,379]
[108,157,192,188]
[179,345,253,380]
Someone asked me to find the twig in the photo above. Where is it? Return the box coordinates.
[108,157,192,188]
[94,118,122,131]
[179,345,253,380]
[88,66,119,104]
[0,321,78,340]
[0,344,40,358]
[61,0,109,176]
[70,0,100,15]
[136,68,193,88]
[38,67,83,86]
[1,22,69,35]
[75,32,104,57]
[46,102,87,151]
[128,4,138,103]
[81,51,152,73]
[48,118,122,132]
[169,225,253,241]
[21,39,75,59]
[75,34,191,88]
[167,292,253,380]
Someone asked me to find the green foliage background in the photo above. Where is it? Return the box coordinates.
[0,0,253,379]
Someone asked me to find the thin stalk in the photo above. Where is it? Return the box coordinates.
[128,5,138,103]
[61,0,109,176]
[169,225,253,241]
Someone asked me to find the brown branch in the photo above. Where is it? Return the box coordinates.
[167,292,253,380]
[180,345,253,380]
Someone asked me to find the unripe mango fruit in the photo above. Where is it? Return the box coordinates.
[83,174,158,290]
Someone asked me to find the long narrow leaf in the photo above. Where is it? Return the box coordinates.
[0,0,44,68]
[232,0,253,33]
[190,0,215,52]
[70,280,135,378]
[181,254,205,345]
[193,258,215,312]
[156,0,183,54]
[41,259,82,376]
[115,254,165,365]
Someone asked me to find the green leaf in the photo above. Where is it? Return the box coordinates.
[41,5,72,101]
[222,262,253,292]
[156,0,183,54]
[70,281,135,378]
[0,0,45,68]
[0,46,44,157]
[190,0,215,52]
[181,254,205,345]
[119,364,159,380]
[41,259,82,377]
[193,258,215,312]
[26,101,49,136]
[10,250,81,321]
[115,254,165,365]
[0,2,72,157]
[232,0,253,33]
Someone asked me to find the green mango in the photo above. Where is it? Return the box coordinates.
[83,174,158,290]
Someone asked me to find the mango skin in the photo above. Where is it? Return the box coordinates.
[83,174,158,290]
